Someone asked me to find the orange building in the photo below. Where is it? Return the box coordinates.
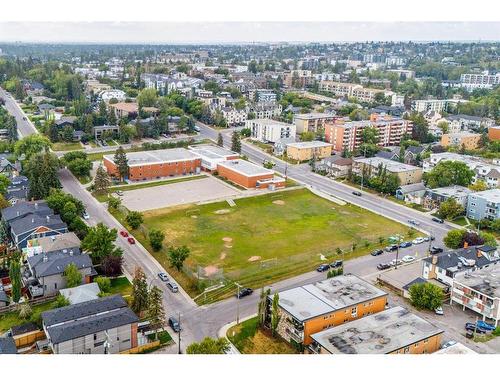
[103,148,201,181]
[488,126,500,141]
[217,159,285,189]
[269,275,388,346]
[440,132,481,150]
[310,306,444,354]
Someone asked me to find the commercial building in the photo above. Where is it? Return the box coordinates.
[216,159,285,189]
[188,144,239,172]
[352,157,423,185]
[440,132,481,150]
[103,148,201,181]
[325,114,413,153]
[309,306,444,354]
[286,141,332,162]
[42,295,139,354]
[245,119,296,143]
[467,189,500,221]
[268,275,388,345]
[451,262,500,325]
[293,113,336,134]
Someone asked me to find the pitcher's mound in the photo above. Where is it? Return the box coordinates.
[214,209,231,215]
[248,256,262,262]
[272,200,285,205]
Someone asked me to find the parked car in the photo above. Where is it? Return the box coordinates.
[377,263,391,270]
[158,272,169,282]
[330,260,343,268]
[116,190,124,196]
[476,320,496,331]
[412,237,425,245]
[432,217,444,224]
[371,249,384,256]
[434,306,444,315]
[389,259,403,266]
[441,340,456,349]
[193,125,201,132]
[465,323,487,334]
[317,264,330,272]
[168,316,181,333]
[352,191,362,197]
[430,246,444,255]
[385,244,398,252]
[82,211,90,220]
[167,281,179,293]
[120,230,129,237]
[236,288,253,299]
[423,237,431,242]
[408,219,420,226]
[127,237,136,244]
[400,241,412,248]
[401,255,415,263]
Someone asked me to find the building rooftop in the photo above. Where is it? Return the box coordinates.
[277,274,387,322]
[218,159,272,177]
[188,144,239,159]
[355,157,422,173]
[427,185,471,198]
[286,141,332,149]
[34,232,81,253]
[311,306,443,354]
[434,342,477,354]
[454,262,500,299]
[28,248,93,278]
[103,148,199,167]
[469,188,500,204]
[294,113,336,120]
[246,118,291,126]
[0,337,17,354]
[60,282,101,305]
[109,102,138,112]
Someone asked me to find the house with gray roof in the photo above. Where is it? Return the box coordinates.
[395,182,427,204]
[42,295,139,354]
[9,213,68,250]
[0,336,17,354]
[5,175,29,205]
[0,289,9,307]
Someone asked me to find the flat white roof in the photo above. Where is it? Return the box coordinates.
[469,188,500,204]
[103,148,199,167]
[246,118,292,127]
[356,157,422,173]
[294,113,336,120]
[188,144,238,159]
[287,141,332,149]
[218,159,272,177]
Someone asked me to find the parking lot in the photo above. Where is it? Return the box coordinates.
[120,176,240,212]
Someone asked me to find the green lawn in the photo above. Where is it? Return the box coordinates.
[122,188,414,300]
[0,301,54,334]
[109,276,133,296]
[51,142,84,151]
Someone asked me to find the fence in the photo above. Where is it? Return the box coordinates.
[0,294,57,314]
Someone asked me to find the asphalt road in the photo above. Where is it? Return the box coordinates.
[0,88,38,138]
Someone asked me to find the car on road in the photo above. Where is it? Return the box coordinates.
[82,211,90,220]
[423,237,431,242]
[352,191,362,196]
[385,244,398,252]
[434,306,444,315]
[432,217,444,224]
[167,281,179,293]
[377,263,391,270]
[194,125,201,132]
[408,219,420,226]
[412,237,425,245]
[168,316,181,333]
[430,246,444,255]
[371,249,384,256]
[236,288,253,299]
[127,237,136,245]
[120,230,129,237]
[22,116,27,120]
[330,260,343,268]
[389,259,403,266]
[158,272,169,282]
[401,255,415,263]
[116,190,124,196]
[399,241,412,248]
[441,340,456,349]
[317,264,330,272]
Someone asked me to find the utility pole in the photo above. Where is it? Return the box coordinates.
[178,312,182,354]
[235,282,242,324]
[395,234,403,269]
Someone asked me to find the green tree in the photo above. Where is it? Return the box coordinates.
[409,283,444,311]
[137,88,158,108]
[94,164,111,195]
[217,132,223,147]
[113,146,129,182]
[231,131,241,153]
[52,294,70,308]
[271,292,281,337]
[64,263,82,288]
[14,134,51,159]
[149,229,165,251]
[468,180,488,192]
[300,131,315,141]
[26,151,61,200]
[67,158,92,178]
[423,161,474,188]
[96,276,111,293]
[167,245,190,271]
[107,196,121,210]
[438,198,464,220]
[443,229,467,249]
[9,259,22,303]
[131,267,149,315]
[17,302,33,320]
[147,286,166,339]
[81,223,120,264]
[361,127,378,144]
[257,288,271,328]
[186,337,230,354]
[0,174,10,195]
[126,211,144,230]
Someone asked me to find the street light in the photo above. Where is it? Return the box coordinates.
[177,312,182,354]
[394,234,404,269]
[235,282,243,325]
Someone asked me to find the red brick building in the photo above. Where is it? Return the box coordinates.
[217,159,285,189]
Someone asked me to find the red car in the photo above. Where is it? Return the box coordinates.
[127,237,136,245]
[120,230,129,237]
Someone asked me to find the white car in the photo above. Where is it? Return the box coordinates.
[412,237,425,245]
[82,211,90,220]
[389,259,403,266]
[401,255,415,263]
[434,306,444,315]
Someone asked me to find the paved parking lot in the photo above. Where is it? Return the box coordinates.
[120,176,240,212]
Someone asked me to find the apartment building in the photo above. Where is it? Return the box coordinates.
[309,307,443,354]
[467,189,500,221]
[247,89,277,103]
[282,70,313,88]
[286,141,333,161]
[422,185,471,210]
[441,132,481,150]
[216,159,285,189]
[219,107,247,126]
[325,114,413,153]
[411,99,467,113]
[352,157,423,185]
[248,102,283,120]
[447,114,495,132]
[319,81,393,103]
[293,113,336,134]
[268,275,388,346]
[451,262,500,325]
[245,119,296,143]
[488,126,500,141]
[387,69,416,80]
[103,149,201,181]
[460,72,500,92]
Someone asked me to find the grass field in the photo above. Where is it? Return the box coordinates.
[122,188,414,300]
[51,142,84,151]
[0,301,53,334]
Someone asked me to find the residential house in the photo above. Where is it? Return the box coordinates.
[286,141,333,162]
[352,157,423,185]
[314,155,353,178]
[395,182,427,204]
[0,337,17,354]
[93,125,120,140]
[60,282,100,305]
[5,175,29,205]
[273,137,296,157]
[54,116,77,130]
[0,154,20,177]
[24,232,81,258]
[422,185,471,210]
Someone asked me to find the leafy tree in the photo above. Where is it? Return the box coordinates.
[67,157,92,178]
[258,288,271,328]
[409,283,443,311]
[9,259,22,303]
[423,161,474,188]
[479,231,497,247]
[217,132,223,147]
[131,267,149,315]
[14,134,51,159]
[126,211,143,230]
[26,151,61,200]
[101,254,123,277]
[107,196,121,210]
[438,198,464,220]
[52,294,70,309]
[0,194,10,210]
[361,127,378,144]
[231,131,241,153]
[96,276,111,293]
[167,245,190,271]
[113,146,129,182]
[271,292,281,337]
[300,131,315,141]
[468,180,488,192]
[81,223,120,264]
[17,302,33,320]
[149,229,165,251]
[64,263,82,288]
[68,217,89,240]
[94,164,111,195]
[137,88,158,108]
[147,286,166,339]
[443,229,467,249]
[186,337,230,354]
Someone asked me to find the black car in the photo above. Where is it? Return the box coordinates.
[377,263,391,270]
[430,246,444,255]
[168,316,181,333]
[385,244,398,252]
[317,264,330,272]
[330,260,343,268]
[371,249,384,256]
[236,288,253,299]
[352,191,362,197]
[432,217,444,224]
[400,241,412,248]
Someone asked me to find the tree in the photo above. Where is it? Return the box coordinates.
[167,245,190,271]
[17,302,33,320]
[96,276,111,293]
[0,175,10,195]
[186,337,230,354]
[423,161,474,188]
[94,164,111,195]
[438,198,464,220]
[9,259,22,303]
[443,229,467,249]
[300,131,315,141]
[52,294,70,308]
[217,132,223,147]
[149,229,165,251]
[26,151,61,200]
[258,288,271,328]
[113,146,129,181]
[361,127,378,144]
[126,211,143,230]
[137,88,158,108]
[81,223,120,264]
[271,292,281,337]
[0,194,10,210]
[101,254,123,277]
[67,158,92,178]
[147,286,166,339]
[107,196,121,211]
[231,131,241,153]
[468,180,488,192]
[14,134,50,159]
[131,267,149,315]
[64,263,82,288]
[409,282,443,311]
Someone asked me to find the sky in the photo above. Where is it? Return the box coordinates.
[1,22,500,44]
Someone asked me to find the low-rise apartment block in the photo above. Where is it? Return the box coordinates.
[441,132,481,150]
[319,81,393,103]
[293,113,336,134]
[216,159,284,189]
[286,141,332,161]
[411,99,467,113]
[248,102,283,120]
[422,185,471,210]
[245,119,296,143]
[352,157,423,185]
[488,126,500,141]
[460,72,500,92]
[309,306,443,354]
[467,189,500,221]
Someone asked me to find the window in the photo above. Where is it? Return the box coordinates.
[404,346,410,354]
[424,339,429,344]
